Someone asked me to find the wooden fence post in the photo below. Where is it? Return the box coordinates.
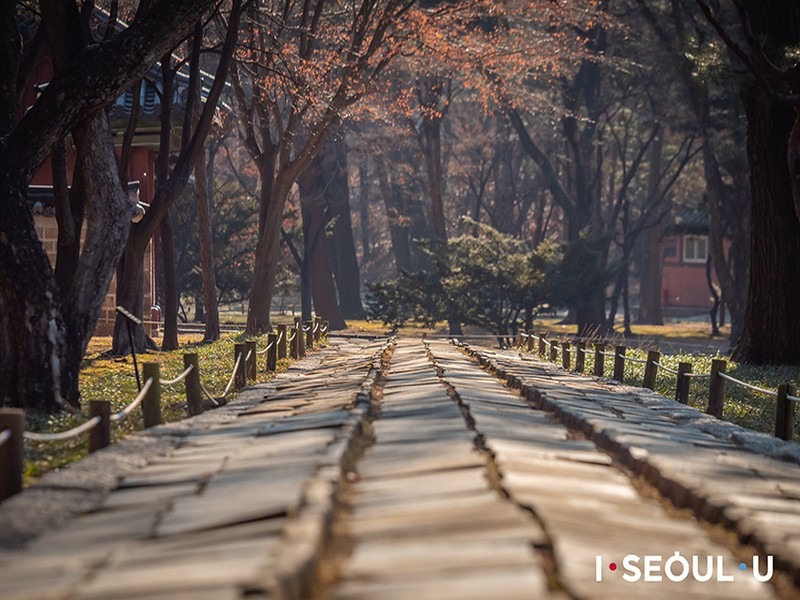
[594,342,605,377]
[538,333,547,356]
[613,346,626,383]
[314,317,322,343]
[266,333,278,372]
[561,342,571,370]
[0,408,24,501]
[184,353,203,416]
[322,320,329,340]
[575,341,586,373]
[234,343,247,391]
[305,320,314,349]
[643,350,660,390]
[298,323,306,357]
[88,400,111,454]
[142,362,163,428]
[277,325,288,360]
[549,341,559,363]
[775,383,796,441]
[526,331,535,352]
[675,362,692,404]
[245,340,257,381]
[707,359,727,418]
[290,327,299,359]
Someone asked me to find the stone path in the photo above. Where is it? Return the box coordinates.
[0,336,798,599]
[0,338,387,600]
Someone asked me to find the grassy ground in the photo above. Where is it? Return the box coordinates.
[23,332,297,484]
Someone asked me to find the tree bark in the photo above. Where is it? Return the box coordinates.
[195,146,220,341]
[733,86,800,364]
[160,210,180,350]
[326,137,364,319]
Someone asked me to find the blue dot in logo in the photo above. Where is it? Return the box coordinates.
[739,563,747,571]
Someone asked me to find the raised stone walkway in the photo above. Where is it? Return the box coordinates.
[0,337,798,599]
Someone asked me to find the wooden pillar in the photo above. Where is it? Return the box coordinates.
[707,359,727,418]
[88,400,111,454]
[234,343,247,391]
[675,362,692,404]
[575,341,586,373]
[561,342,571,370]
[245,340,257,381]
[266,333,278,372]
[594,342,605,377]
[277,324,288,360]
[613,345,626,383]
[142,363,163,428]
[538,333,547,356]
[643,350,660,390]
[305,321,314,349]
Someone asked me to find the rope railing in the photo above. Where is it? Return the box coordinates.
[653,361,679,375]
[515,329,798,442]
[0,428,10,448]
[256,340,274,355]
[718,372,778,397]
[23,415,102,442]
[110,377,155,423]
[220,352,243,398]
[277,330,285,344]
[159,364,194,386]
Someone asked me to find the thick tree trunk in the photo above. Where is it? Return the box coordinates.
[327,137,364,319]
[637,131,665,325]
[732,87,800,364]
[246,176,291,335]
[112,239,149,355]
[303,201,347,330]
[195,147,219,341]
[0,170,72,411]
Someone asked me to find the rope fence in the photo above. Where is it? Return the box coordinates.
[0,318,332,503]
[514,329,798,443]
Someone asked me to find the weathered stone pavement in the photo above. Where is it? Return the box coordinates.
[0,338,387,599]
[0,336,798,599]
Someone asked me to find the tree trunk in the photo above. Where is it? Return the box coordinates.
[327,137,364,319]
[246,175,290,335]
[733,86,800,364]
[0,169,72,411]
[637,131,665,325]
[160,210,180,350]
[195,146,219,341]
[376,160,412,274]
[358,158,371,263]
[304,201,347,330]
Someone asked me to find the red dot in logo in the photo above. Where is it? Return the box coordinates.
[609,563,618,571]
